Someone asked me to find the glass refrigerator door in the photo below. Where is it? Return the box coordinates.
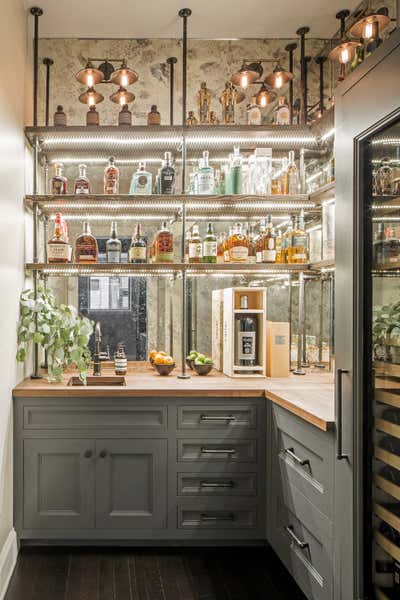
[365,119,400,599]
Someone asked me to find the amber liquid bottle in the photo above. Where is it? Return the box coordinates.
[229,223,249,263]
[47,213,70,263]
[155,221,174,263]
[74,222,98,263]
[104,157,119,194]
[287,213,308,264]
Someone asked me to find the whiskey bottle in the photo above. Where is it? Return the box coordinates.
[247,225,257,263]
[210,111,219,125]
[188,225,203,263]
[287,151,300,194]
[86,105,99,126]
[74,164,91,194]
[256,220,266,263]
[247,96,262,125]
[160,152,175,195]
[106,222,122,263]
[223,228,232,262]
[74,222,98,263]
[197,151,215,195]
[198,81,211,124]
[155,221,174,263]
[54,105,67,127]
[234,295,258,370]
[51,163,67,195]
[130,162,152,195]
[262,215,277,263]
[47,213,70,263]
[229,223,249,263]
[104,157,119,194]
[220,82,237,125]
[287,212,308,264]
[147,105,161,125]
[186,111,198,126]
[280,157,289,195]
[275,229,285,263]
[282,218,294,263]
[114,343,127,375]
[274,96,290,125]
[217,232,226,264]
[202,222,217,263]
[118,104,132,126]
[129,224,147,263]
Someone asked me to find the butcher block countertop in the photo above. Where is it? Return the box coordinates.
[13,364,335,432]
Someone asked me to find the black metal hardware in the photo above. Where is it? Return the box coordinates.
[285,525,309,549]
[93,321,102,376]
[166,57,177,125]
[315,56,327,116]
[200,447,237,454]
[303,56,312,122]
[284,447,310,467]
[285,43,297,123]
[200,414,236,422]
[99,450,107,458]
[199,481,235,488]
[336,9,350,39]
[336,368,349,460]
[84,450,93,458]
[43,58,54,127]
[30,7,43,127]
[296,26,310,125]
[200,513,235,522]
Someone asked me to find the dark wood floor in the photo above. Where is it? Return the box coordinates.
[5,546,306,600]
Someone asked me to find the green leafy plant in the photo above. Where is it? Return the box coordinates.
[16,286,94,383]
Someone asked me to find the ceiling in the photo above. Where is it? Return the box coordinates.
[24,0,361,39]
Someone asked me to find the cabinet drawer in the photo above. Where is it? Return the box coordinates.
[178,501,257,530]
[23,405,167,431]
[177,439,257,463]
[270,480,333,600]
[271,404,334,517]
[177,404,257,430]
[178,472,257,496]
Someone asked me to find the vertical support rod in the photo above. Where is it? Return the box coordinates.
[302,277,309,367]
[44,158,49,195]
[315,56,326,116]
[296,27,309,125]
[315,277,326,368]
[43,58,54,127]
[285,43,297,124]
[303,56,312,124]
[32,133,42,379]
[30,7,43,127]
[294,272,306,375]
[299,148,306,193]
[288,274,293,371]
[166,57,177,126]
[328,273,335,372]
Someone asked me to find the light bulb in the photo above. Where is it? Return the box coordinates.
[275,74,283,89]
[260,94,267,107]
[87,73,94,87]
[119,95,126,106]
[88,95,95,107]
[340,47,350,64]
[364,21,373,39]
[240,73,249,89]
[121,74,128,87]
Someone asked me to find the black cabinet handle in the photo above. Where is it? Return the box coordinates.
[285,525,309,549]
[336,368,349,460]
[200,414,236,422]
[99,450,107,458]
[200,513,235,522]
[200,447,236,454]
[199,481,235,488]
[284,447,310,467]
[84,450,92,459]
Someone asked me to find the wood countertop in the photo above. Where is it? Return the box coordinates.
[13,364,335,431]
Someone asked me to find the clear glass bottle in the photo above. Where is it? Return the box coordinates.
[74,222,98,263]
[74,164,91,194]
[247,225,257,263]
[274,96,290,125]
[118,104,132,126]
[217,232,226,264]
[160,152,175,195]
[155,221,174,263]
[106,221,122,263]
[223,228,232,263]
[373,222,386,266]
[197,151,215,195]
[275,229,285,263]
[51,163,67,195]
[247,96,262,125]
[130,162,152,195]
[47,212,70,263]
[231,147,243,195]
[287,151,300,194]
[229,223,249,263]
[188,225,203,264]
[282,218,294,263]
[287,212,308,264]
[280,157,289,195]
[262,215,277,263]
[202,222,217,263]
[256,220,266,263]
[234,294,258,370]
[104,157,119,194]
[147,105,161,125]
[129,224,147,264]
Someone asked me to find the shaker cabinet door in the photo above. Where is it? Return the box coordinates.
[23,438,95,530]
[95,439,167,529]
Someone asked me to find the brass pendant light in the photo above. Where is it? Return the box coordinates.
[264,62,293,89]
[75,61,104,87]
[230,62,262,89]
[109,86,136,105]
[328,9,362,75]
[349,2,390,39]
[110,60,139,87]
[255,84,276,107]
[78,87,104,105]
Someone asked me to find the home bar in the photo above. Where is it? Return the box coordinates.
[2,1,400,599]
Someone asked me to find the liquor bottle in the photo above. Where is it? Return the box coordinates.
[234,294,258,369]
[74,164,91,194]
[271,166,283,195]
[247,225,257,263]
[202,222,217,263]
[155,221,174,263]
[197,151,215,195]
[282,218,294,262]
[217,232,226,264]
[154,168,161,194]
[104,157,119,194]
[188,225,203,263]
[210,111,219,125]
[54,105,67,127]
[383,227,400,265]
[129,224,147,263]
[275,229,285,263]
[274,96,290,125]
[256,220,266,263]
[74,222,98,263]
[47,213,70,263]
[247,96,262,125]
[106,222,122,263]
[373,222,386,266]
[114,343,127,375]
[129,162,152,195]
[86,105,99,126]
[223,228,232,262]
[262,215,277,263]
[184,230,191,263]
[147,105,161,125]
[220,82,237,125]
[51,163,68,195]
[160,152,175,195]
[186,111,198,126]
[287,212,308,264]
[287,151,300,194]
[229,223,249,263]
[118,104,132,126]
[198,81,211,124]
[60,215,73,261]
[280,157,289,194]
[231,147,243,194]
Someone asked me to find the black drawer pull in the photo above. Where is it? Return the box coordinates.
[84,450,92,459]
[200,447,237,454]
[200,414,236,422]
[199,481,235,488]
[284,447,310,467]
[285,525,309,549]
[200,513,235,522]
[99,450,107,458]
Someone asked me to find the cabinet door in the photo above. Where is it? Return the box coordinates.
[95,439,167,529]
[23,439,95,530]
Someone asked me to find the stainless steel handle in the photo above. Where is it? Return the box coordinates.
[200,447,237,454]
[84,450,92,459]
[199,481,235,488]
[99,450,107,458]
[285,525,309,549]
[200,414,236,422]
[336,368,349,460]
[200,513,235,522]
[284,447,310,467]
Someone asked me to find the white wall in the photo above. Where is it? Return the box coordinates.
[0,0,31,593]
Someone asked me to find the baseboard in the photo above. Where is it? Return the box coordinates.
[0,529,18,600]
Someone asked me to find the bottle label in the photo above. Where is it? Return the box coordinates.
[247,107,262,126]
[230,246,248,261]
[107,251,121,264]
[47,243,70,261]
[223,250,230,262]
[256,251,262,263]
[77,254,96,261]
[75,181,90,194]
[292,234,307,248]
[262,249,276,262]
[293,253,307,260]
[161,171,175,194]
[203,241,217,257]
[104,169,119,194]
[52,179,65,195]
[130,247,147,261]
[136,174,150,192]
[238,331,256,361]
[189,242,202,258]
[197,172,215,195]
[276,107,290,125]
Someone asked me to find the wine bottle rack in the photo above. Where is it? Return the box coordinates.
[375,474,400,502]
[375,447,400,471]
[375,530,400,562]
[374,503,400,535]
[376,418,400,440]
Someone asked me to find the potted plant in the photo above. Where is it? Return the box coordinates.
[16,286,94,383]
[373,300,400,363]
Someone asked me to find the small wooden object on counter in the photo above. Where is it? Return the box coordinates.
[266,321,290,378]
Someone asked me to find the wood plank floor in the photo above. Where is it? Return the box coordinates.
[5,547,307,600]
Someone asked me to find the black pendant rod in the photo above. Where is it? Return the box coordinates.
[336,9,350,39]
[303,56,312,123]
[166,57,178,125]
[43,58,54,127]
[285,43,297,123]
[296,26,310,125]
[30,7,43,127]
[179,8,191,126]
[315,56,327,116]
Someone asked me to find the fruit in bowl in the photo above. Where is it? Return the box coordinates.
[149,350,167,365]
[193,355,214,376]
[186,350,199,369]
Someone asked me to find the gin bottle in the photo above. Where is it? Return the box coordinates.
[130,162,152,195]
[197,151,215,195]
[106,222,122,263]
[160,152,175,195]
[74,164,91,194]
[104,157,119,194]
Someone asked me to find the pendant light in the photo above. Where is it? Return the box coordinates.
[349,2,390,39]
[109,87,136,106]
[255,84,276,108]
[110,60,139,87]
[79,87,104,106]
[75,61,104,87]
[264,61,293,89]
[230,62,262,89]
[328,9,362,78]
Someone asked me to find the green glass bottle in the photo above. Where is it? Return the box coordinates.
[202,222,217,263]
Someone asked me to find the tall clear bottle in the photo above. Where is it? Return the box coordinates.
[188,225,203,263]
[197,151,215,195]
[287,211,308,264]
[74,164,91,194]
[106,222,122,263]
[202,222,217,263]
[231,147,243,195]
[130,162,152,195]
[129,224,148,264]
[160,152,175,195]
[287,151,300,194]
[104,157,119,194]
